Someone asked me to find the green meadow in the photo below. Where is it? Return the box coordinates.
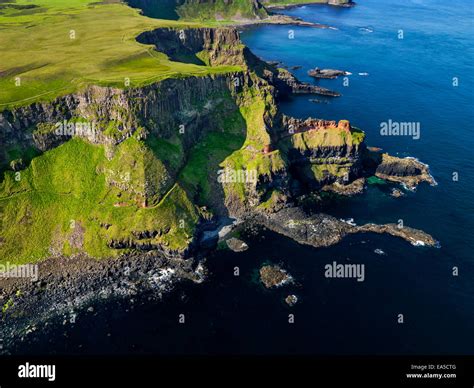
[0,0,240,109]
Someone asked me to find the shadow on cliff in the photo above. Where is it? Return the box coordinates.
[144,94,247,219]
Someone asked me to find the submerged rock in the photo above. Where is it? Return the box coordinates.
[260,265,292,288]
[285,294,298,306]
[390,188,405,198]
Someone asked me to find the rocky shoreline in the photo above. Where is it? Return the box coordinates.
[0,252,205,352]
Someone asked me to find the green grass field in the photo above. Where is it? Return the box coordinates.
[0,0,240,109]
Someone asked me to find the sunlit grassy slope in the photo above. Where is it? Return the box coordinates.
[0,0,240,109]
[0,136,202,264]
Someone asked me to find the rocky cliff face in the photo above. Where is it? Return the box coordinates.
[0,73,242,160]
[137,27,250,67]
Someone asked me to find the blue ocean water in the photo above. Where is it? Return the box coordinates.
[10,0,474,355]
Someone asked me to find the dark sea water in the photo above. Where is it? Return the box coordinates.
[11,0,474,355]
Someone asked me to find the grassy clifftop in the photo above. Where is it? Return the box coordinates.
[0,0,239,109]
[0,0,351,108]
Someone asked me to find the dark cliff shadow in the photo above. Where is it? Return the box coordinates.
[136,28,207,66]
[0,144,42,185]
[126,0,183,21]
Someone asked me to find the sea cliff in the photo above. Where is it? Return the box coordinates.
[0,26,435,266]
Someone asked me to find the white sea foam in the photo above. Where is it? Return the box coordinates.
[340,218,357,226]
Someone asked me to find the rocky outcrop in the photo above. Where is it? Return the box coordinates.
[226,237,249,252]
[285,294,298,306]
[350,223,438,247]
[390,188,404,198]
[328,0,354,7]
[260,264,292,288]
[308,68,349,79]
[255,207,438,249]
[274,116,366,192]
[322,177,365,196]
[273,68,340,96]
[374,153,436,189]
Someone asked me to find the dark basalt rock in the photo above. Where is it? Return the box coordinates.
[374,153,436,189]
